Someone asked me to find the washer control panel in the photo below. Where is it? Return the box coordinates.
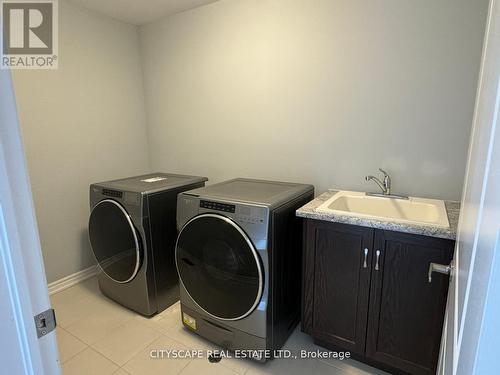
[200,200,235,213]
[198,200,265,224]
[185,197,269,246]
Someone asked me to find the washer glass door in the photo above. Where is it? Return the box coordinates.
[176,214,263,320]
[89,199,141,283]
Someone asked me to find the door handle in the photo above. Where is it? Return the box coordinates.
[375,250,381,271]
[363,248,369,268]
[428,262,453,283]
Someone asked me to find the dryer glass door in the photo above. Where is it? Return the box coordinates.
[176,214,263,320]
[89,199,141,283]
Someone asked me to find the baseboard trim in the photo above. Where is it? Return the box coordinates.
[48,265,98,295]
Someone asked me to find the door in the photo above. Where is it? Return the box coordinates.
[88,199,142,283]
[302,220,373,355]
[366,230,454,375]
[441,1,500,373]
[0,70,60,373]
[175,213,264,320]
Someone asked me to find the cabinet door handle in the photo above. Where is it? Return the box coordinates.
[375,250,381,271]
[363,248,369,268]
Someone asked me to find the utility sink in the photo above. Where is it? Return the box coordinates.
[317,191,450,228]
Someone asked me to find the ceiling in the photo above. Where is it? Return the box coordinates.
[66,0,220,25]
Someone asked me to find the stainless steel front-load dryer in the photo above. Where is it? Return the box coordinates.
[175,178,314,359]
[88,173,207,316]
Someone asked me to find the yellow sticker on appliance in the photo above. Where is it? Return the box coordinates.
[183,313,196,330]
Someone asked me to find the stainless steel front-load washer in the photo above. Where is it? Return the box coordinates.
[175,178,314,360]
[88,173,207,316]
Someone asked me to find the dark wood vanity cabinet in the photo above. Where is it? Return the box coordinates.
[302,220,454,375]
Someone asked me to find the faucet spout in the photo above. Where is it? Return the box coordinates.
[365,175,388,194]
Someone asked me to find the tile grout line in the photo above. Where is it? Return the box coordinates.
[155,328,250,375]
[144,330,242,375]
[61,346,119,373]
[177,357,194,375]
[55,278,382,375]
[64,312,138,347]
[112,331,166,370]
[317,357,386,375]
[56,327,89,365]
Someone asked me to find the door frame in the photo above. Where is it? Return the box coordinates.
[440,0,500,373]
[0,69,60,373]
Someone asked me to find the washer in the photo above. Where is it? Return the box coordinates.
[88,173,207,316]
[175,178,314,360]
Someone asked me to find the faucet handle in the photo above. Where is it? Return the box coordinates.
[378,168,391,193]
[379,168,389,177]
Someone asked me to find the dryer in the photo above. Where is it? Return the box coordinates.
[175,178,313,360]
[88,173,207,316]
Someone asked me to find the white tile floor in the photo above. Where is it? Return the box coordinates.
[52,277,389,375]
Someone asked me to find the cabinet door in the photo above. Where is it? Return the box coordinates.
[366,230,454,375]
[302,220,374,355]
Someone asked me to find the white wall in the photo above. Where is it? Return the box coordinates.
[139,0,488,200]
[12,1,150,283]
[10,0,489,282]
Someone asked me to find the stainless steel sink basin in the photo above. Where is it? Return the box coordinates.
[317,191,450,228]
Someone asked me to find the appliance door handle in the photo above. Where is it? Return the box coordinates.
[375,250,381,271]
[363,248,369,268]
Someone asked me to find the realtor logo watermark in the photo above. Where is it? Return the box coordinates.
[1,0,58,69]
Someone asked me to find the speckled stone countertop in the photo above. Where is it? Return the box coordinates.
[296,190,460,240]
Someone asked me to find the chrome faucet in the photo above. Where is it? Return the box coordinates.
[366,168,391,195]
